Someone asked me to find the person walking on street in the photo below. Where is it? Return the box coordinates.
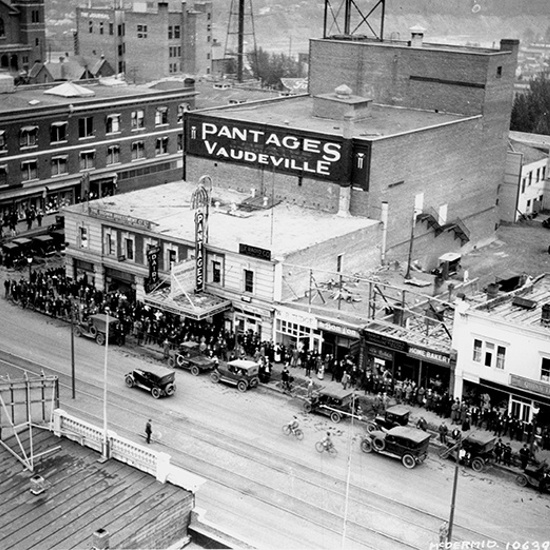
[307,376,314,399]
[519,443,531,470]
[145,419,152,444]
[438,422,449,445]
[341,370,350,390]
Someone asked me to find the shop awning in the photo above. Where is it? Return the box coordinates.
[143,287,231,321]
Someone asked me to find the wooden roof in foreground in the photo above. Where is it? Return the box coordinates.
[0,428,192,550]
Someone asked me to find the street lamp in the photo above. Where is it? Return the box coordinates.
[70,299,76,399]
[27,256,33,280]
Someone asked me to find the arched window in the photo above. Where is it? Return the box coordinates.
[0,18,5,37]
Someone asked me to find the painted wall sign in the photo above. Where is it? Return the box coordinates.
[195,209,205,292]
[408,345,451,365]
[366,346,394,361]
[317,320,359,339]
[239,243,271,261]
[89,208,155,230]
[185,114,352,182]
[364,330,408,353]
[510,374,550,397]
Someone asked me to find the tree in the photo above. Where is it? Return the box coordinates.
[247,47,303,90]
[511,72,550,135]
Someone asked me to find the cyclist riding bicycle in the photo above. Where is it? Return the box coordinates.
[321,431,333,450]
[288,416,299,432]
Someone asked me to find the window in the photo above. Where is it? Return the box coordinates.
[78,117,94,138]
[89,20,93,33]
[0,165,7,186]
[99,22,104,35]
[167,248,177,270]
[496,66,502,78]
[118,44,124,56]
[79,226,89,248]
[155,137,168,156]
[177,103,189,123]
[109,23,114,35]
[21,160,37,181]
[542,358,550,383]
[50,122,67,143]
[131,110,144,130]
[529,172,532,186]
[0,17,4,38]
[155,106,168,126]
[137,24,147,38]
[212,261,221,283]
[19,126,38,148]
[177,133,183,152]
[522,178,526,193]
[131,141,145,160]
[244,269,254,293]
[125,237,134,260]
[104,232,115,256]
[0,130,6,152]
[80,150,95,170]
[472,338,507,370]
[169,25,180,39]
[107,145,120,165]
[105,114,121,134]
[118,23,124,37]
[51,156,68,176]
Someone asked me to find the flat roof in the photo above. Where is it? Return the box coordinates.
[0,429,190,550]
[65,180,379,258]
[0,81,194,116]
[198,95,467,140]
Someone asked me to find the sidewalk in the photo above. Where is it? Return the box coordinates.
[1,212,61,242]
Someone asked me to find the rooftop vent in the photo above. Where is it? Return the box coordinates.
[512,296,537,310]
[92,528,110,550]
[30,474,46,495]
[541,303,550,324]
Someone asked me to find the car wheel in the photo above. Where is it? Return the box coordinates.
[402,454,416,469]
[168,357,176,368]
[165,383,175,396]
[366,422,377,434]
[515,474,528,487]
[176,355,186,368]
[151,387,161,399]
[190,366,200,376]
[471,457,485,472]
[73,326,83,338]
[360,438,373,453]
[282,425,291,436]
[330,411,342,423]
[303,402,312,413]
[89,325,98,337]
[249,377,259,388]
[315,441,324,453]
[237,380,248,392]
[294,429,304,441]
[210,372,220,383]
[125,375,134,388]
[372,437,385,452]
[95,332,105,346]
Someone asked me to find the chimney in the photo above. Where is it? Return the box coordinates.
[30,475,46,495]
[410,25,425,47]
[542,303,550,325]
[92,528,110,550]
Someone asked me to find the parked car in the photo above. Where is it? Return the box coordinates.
[167,341,216,375]
[73,313,122,346]
[438,431,496,472]
[361,426,431,469]
[125,364,176,399]
[366,404,410,433]
[542,217,550,229]
[303,388,364,423]
[515,466,550,493]
[210,359,259,392]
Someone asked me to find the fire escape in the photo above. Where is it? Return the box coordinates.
[416,207,470,245]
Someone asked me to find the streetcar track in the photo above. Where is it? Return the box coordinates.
[0,348,511,548]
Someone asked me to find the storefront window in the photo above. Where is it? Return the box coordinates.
[244,269,254,293]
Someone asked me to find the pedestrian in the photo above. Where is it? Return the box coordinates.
[438,422,449,444]
[36,209,43,227]
[416,416,428,431]
[307,376,314,399]
[341,370,350,390]
[502,443,512,466]
[519,443,531,470]
[145,419,152,444]
[281,365,290,392]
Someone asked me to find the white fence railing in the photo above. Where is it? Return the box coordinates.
[52,409,204,492]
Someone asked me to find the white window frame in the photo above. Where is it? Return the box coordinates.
[472,337,507,370]
[244,268,254,294]
[165,246,178,272]
[79,224,89,249]
[107,145,120,165]
[105,114,121,135]
[104,230,116,256]
[20,126,38,148]
[155,136,168,156]
[122,233,135,261]
[155,106,168,126]
[79,150,95,171]
[541,357,550,383]
[131,110,144,130]
[21,159,38,181]
[78,117,94,139]
[131,141,145,160]
[50,122,68,144]
[51,155,68,177]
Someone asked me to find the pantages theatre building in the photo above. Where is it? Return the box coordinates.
[63,29,519,395]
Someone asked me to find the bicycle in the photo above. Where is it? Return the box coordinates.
[315,439,337,456]
[282,422,304,440]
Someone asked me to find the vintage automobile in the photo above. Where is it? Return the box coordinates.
[1,242,20,268]
[32,234,56,257]
[73,313,122,346]
[361,426,431,469]
[125,364,176,399]
[210,359,259,392]
[438,431,496,472]
[167,341,216,375]
[516,465,550,493]
[366,404,411,433]
[303,388,364,424]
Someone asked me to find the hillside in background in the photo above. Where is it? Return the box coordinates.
[47,0,550,57]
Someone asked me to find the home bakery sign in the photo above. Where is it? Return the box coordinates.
[185,114,351,182]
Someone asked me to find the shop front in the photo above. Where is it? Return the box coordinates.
[73,259,95,286]
[274,306,321,354]
[105,266,136,301]
[232,304,270,342]
[317,319,362,364]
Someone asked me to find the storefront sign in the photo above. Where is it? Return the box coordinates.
[147,247,160,289]
[170,259,195,297]
[364,330,408,352]
[408,345,451,365]
[318,320,359,339]
[367,345,394,361]
[277,307,317,329]
[194,210,205,292]
[89,208,155,230]
[185,114,351,182]
[510,374,550,397]
[239,243,271,261]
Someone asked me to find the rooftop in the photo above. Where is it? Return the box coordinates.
[0,428,190,550]
[509,139,548,164]
[198,94,469,139]
[66,180,379,259]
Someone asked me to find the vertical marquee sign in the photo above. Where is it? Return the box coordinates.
[147,246,160,292]
[195,209,205,292]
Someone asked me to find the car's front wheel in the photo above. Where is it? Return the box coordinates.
[190,366,200,376]
[237,380,248,392]
[151,387,161,399]
[471,457,485,472]
[515,474,528,487]
[73,326,83,338]
[360,438,373,453]
[372,437,385,452]
[366,422,377,434]
[330,411,342,423]
[210,372,220,383]
[249,377,259,388]
[402,454,416,469]
[125,375,134,388]
[95,332,105,346]
[165,383,175,396]
[303,402,312,413]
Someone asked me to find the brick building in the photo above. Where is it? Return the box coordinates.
[0,0,45,77]
[75,0,213,83]
[0,76,195,221]
[184,30,519,270]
